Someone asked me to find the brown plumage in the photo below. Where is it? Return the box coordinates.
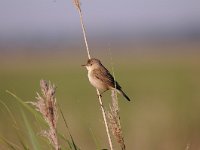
[82,58,130,101]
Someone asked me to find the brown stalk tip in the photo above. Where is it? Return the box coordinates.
[72,0,81,11]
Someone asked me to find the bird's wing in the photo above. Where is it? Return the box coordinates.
[92,67,121,89]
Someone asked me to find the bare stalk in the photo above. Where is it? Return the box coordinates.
[96,89,114,150]
[73,0,91,59]
[72,0,113,149]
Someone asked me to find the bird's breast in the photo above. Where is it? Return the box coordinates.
[88,70,107,90]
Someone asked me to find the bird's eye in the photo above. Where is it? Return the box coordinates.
[90,63,92,66]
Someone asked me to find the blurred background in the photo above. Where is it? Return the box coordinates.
[0,0,200,149]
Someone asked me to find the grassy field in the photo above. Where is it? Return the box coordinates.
[0,51,200,150]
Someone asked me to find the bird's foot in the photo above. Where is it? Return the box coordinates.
[97,94,102,98]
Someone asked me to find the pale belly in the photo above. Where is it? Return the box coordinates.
[88,72,108,90]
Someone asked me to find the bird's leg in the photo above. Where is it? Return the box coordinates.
[99,90,107,97]
[98,89,108,97]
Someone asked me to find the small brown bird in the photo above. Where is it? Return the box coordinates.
[82,58,130,101]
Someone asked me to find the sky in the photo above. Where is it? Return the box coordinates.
[0,0,200,48]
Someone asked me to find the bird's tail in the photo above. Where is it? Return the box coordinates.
[118,89,130,101]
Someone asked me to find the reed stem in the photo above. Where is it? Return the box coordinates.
[72,0,113,149]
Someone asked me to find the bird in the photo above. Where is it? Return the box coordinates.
[82,58,130,101]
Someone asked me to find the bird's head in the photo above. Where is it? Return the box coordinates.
[82,58,102,71]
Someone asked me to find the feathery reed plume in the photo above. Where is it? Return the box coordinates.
[72,0,113,149]
[30,80,60,150]
[107,90,126,150]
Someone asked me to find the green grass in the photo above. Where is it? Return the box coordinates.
[0,54,200,150]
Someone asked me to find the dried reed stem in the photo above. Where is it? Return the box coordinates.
[73,0,91,59]
[72,0,113,149]
[96,89,113,150]
[30,80,60,150]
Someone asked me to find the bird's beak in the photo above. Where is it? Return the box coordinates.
[81,64,87,67]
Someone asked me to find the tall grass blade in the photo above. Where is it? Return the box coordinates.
[89,128,100,150]
[6,90,46,126]
[0,136,21,150]
[58,103,80,150]
[0,100,30,149]
[21,109,41,150]
[0,100,17,126]
[16,133,29,150]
